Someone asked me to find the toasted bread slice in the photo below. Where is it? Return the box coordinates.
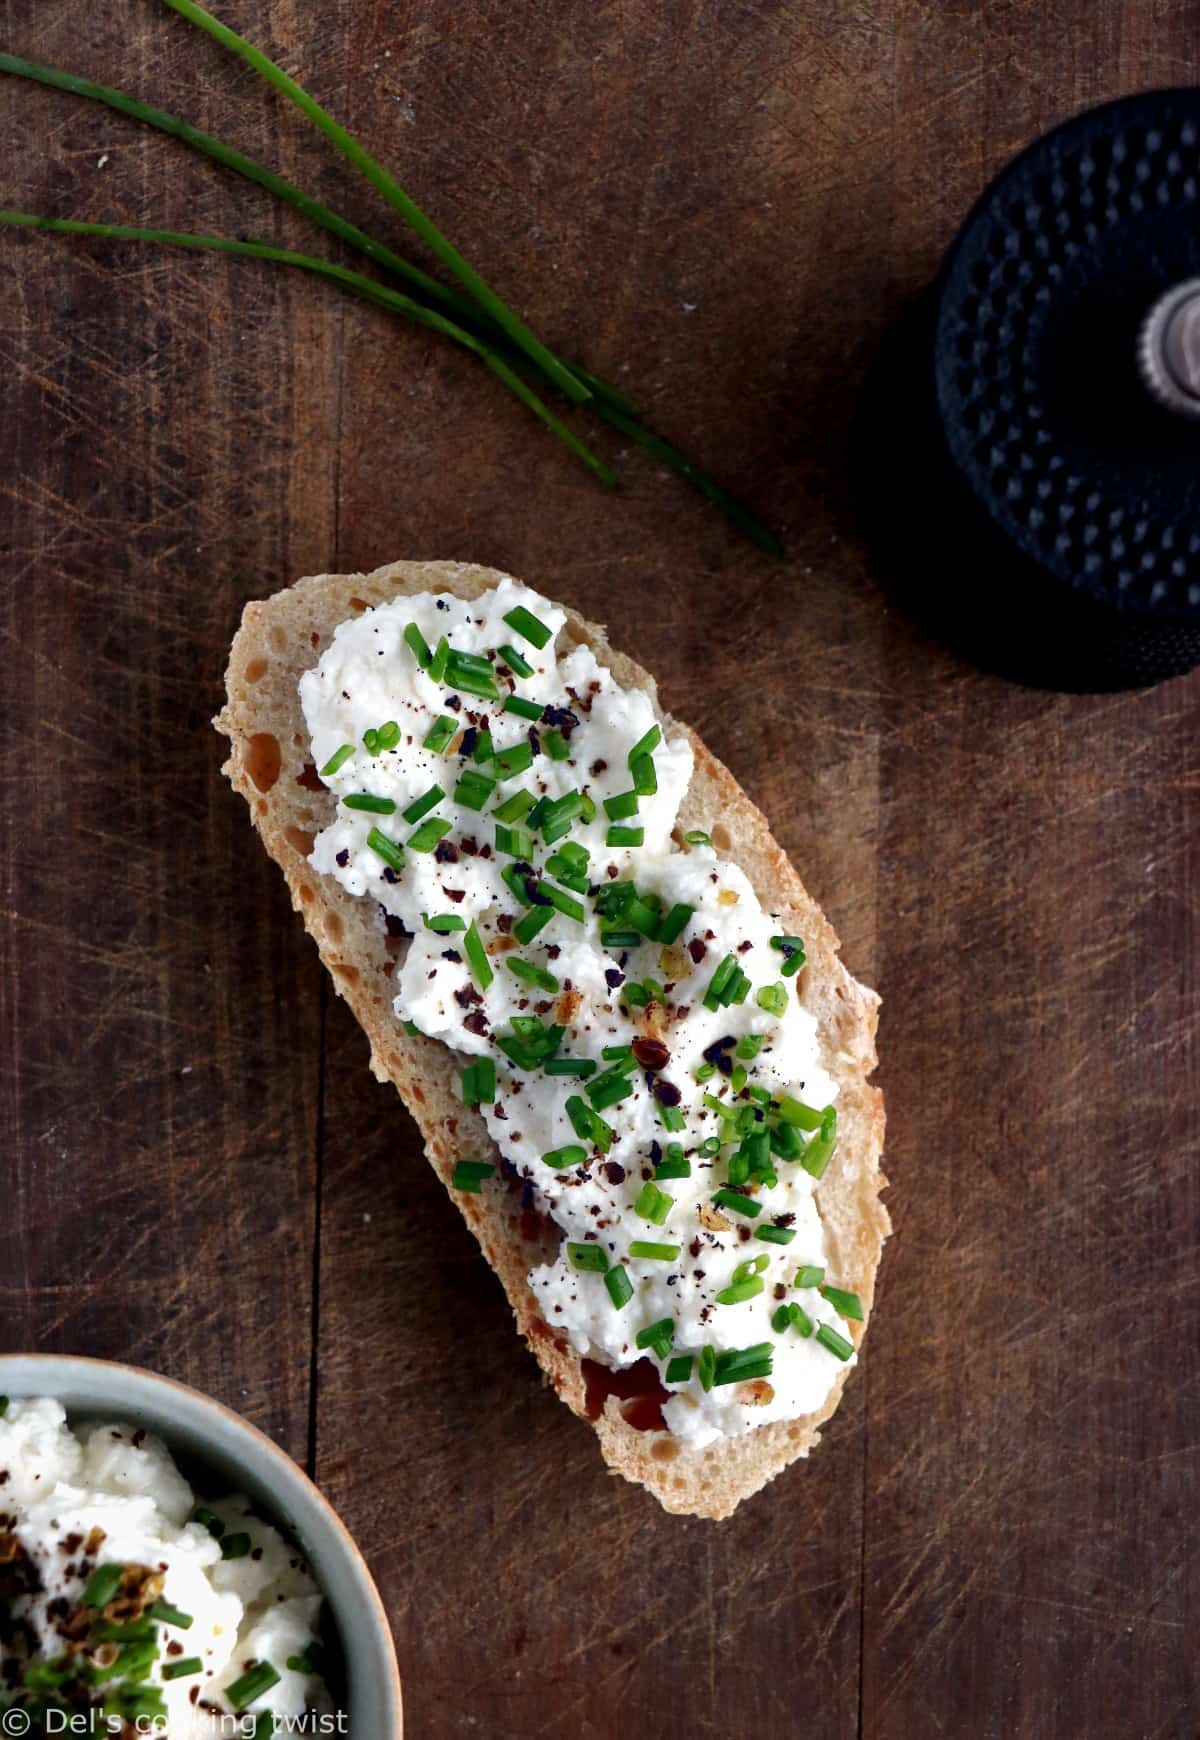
[216,560,887,1518]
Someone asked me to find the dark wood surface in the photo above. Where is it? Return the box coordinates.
[3,3,1198,1735]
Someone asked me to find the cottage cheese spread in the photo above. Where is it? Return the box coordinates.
[0,1396,333,1733]
[302,579,860,1449]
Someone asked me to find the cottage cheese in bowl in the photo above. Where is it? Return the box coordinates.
[0,1396,337,1735]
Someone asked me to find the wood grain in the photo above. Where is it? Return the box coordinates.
[1,1,1197,1735]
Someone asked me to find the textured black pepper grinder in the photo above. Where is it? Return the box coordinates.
[855,88,1200,691]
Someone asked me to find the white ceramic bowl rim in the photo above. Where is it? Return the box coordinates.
[0,1353,402,1740]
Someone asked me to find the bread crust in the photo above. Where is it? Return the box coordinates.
[216,560,887,1519]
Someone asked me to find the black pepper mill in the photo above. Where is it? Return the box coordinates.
[856,88,1200,691]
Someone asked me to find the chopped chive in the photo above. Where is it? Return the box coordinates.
[542,1144,588,1170]
[287,1649,322,1676]
[635,1316,675,1360]
[514,905,554,944]
[655,903,693,945]
[756,983,788,1017]
[601,929,641,949]
[715,1276,765,1305]
[539,790,585,843]
[699,1136,722,1157]
[424,911,467,933]
[698,1345,717,1391]
[694,1063,716,1084]
[404,622,432,667]
[226,1662,282,1712]
[161,1657,204,1682]
[580,794,597,822]
[730,1065,748,1095]
[192,1507,225,1538]
[473,728,495,764]
[756,1225,797,1246]
[318,743,354,777]
[606,825,644,848]
[658,1103,686,1133]
[654,1155,691,1180]
[631,754,657,797]
[603,790,640,821]
[503,694,544,721]
[665,1354,693,1384]
[604,1265,634,1309]
[684,829,711,847]
[446,649,500,699]
[498,642,534,677]
[703,954,738,1010]
[544,1057,597,1077]
[544,855,589,892]
[633,1180,673,1225]
[402,783,444,824]
[147,1602,193,1631]
[423,715,457,752]
[91,1617,155,1643]
[495,822,535,858]
[816,1323,854,1361]
[568,1242,609,1272]
[502,604,552,649]
[712,1189,761,1218]
[794,1265,825,1289]
[454,768,497,809]
[220,1532,252,1560]
[627,725,661,766]
[365,725,380,752]
[505,956,560,992]
[493,786,535,822]
[429,634,450,682]
[343,793,396,813]
[776,1096,823,1130]
[366,826,405,873]
[534,880,585,923]
[712,1343,774,1385]
[461,1057,496,1105]
[0,1398,7,1417]
[494,741,535,780]
[451,1160,494,1193]
[407,815,453,852]
[601,1043,634,1063]
[629,1241,680,1261]
[800,1107,838,1180]
[821,1285,864,1321]
[565,1094,614,1151]
[543,726,571,760]
[501,864,534,907]
[736,1033,763,1061]
[464,920,493,991]
[82,1565,124,1609]
[586,1067,635,1111]
[375,720,400,750]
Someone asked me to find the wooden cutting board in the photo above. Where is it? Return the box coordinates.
[2,2,1197,1735]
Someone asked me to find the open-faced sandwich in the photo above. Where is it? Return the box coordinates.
[217,561,887,1519]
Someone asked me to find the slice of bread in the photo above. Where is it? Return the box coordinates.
[216,560,887,1519]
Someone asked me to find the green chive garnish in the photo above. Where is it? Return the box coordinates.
[606,825,644,848]
[586,1067,634,1111]
[711,1344,774,1386]
[631,754,657,797]
[703,954,738,1010]
[503,694,544,721]
[633,1180,673,1225]
[635,1317,674,1360]
[604,1265,634,1309]
[464,920,493,991]
[498,642,534,677]
[162,1657,204,1682]
[493,787,535,823]
[473,729,495,764]
[654,1155,691,1180]
[192,1506,225,1538]
[543,727,571,760]
[568,1242,609,1272]
[429,634,450,682]
[542,1144,587,1170]
[794,1265,825,1289]
[628,1241,680,1261]
[343,793,396,813]
[543,1057,597,1077]
[407,815,452,852]
[319,743,354,777]
[502,605,552,649]
[461,1057,496,1105]
[603,790,640,821]
[424,911,466,932]
[665,1354,693,1384]
[82,1565,124,1609]
[736,1034,763,1061]
[776,1096,823,1130]
[756,1224,796,1245]
[225,1661,282,1712]
[565,1095,615,1151]
[698,1346,717,1391]
[816,1323,854,1361]
[0,1396,8,1417]
[454,768,497,809]
[514,905,554,945]
[147,1601,193,1630]
[404,623,432,667]
[452,1159,495,1193]
[495,823,535,858]
[715,1276,765,1305]
[800,1107,838,1180]
[756,983,788,1017]
[601,929,641,950]
[445,648,500,699]
[366,827,404,871]
[505,956,560,992]
[684,829,711,847]
[220,1531,252,1560]
[712,1189,760,1218]
[655,903,693,944]
[531,880,583,923]
[821,1285,864,1321]
[494,741,535,780]
[423,715,457,752]
[627,725,661,766]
